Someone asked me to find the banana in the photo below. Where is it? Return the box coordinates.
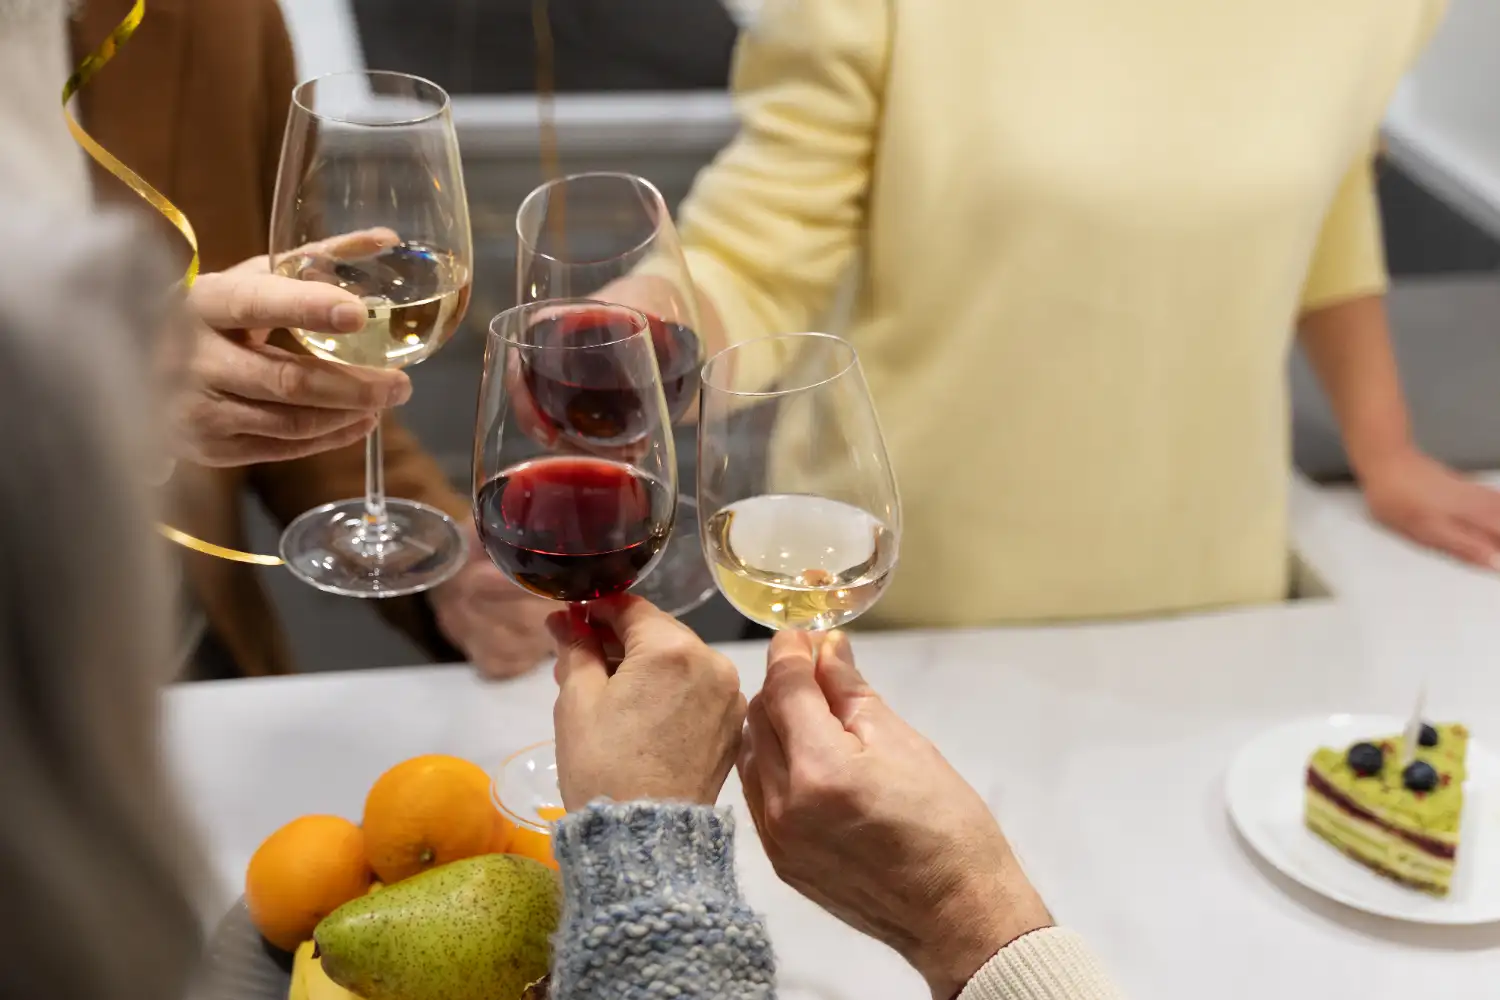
[288,942,314,1000]
[290,940,366,1000]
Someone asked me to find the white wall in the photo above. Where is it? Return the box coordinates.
[1385,0,1500,235]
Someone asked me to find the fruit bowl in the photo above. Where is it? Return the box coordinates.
[493,741,564,835]
[191,899,292,1000]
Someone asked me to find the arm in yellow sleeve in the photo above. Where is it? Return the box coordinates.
[1298,155,1388,313]
[678,0,889,371]
[1296,152,1410,475]
[1297,0,1449,461]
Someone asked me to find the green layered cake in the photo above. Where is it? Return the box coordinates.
[1304,722,1467,896]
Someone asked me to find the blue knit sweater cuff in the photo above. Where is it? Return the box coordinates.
[552,800,740,911]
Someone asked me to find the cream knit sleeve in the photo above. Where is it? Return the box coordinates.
[958,928,1127,1000]
[675,0,887,385]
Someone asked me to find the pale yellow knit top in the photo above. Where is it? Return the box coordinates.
[679,0,1445,627]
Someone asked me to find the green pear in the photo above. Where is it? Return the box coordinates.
[314,854,560,1000]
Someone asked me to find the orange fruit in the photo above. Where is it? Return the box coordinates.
[491,811,517,854]
[505,807,564,871]
[362,754,497,883]
[245,815,372,952]
[506,826,559,871]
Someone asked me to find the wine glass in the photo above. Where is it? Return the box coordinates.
[473,299,678,605]
[698,333,901,632]
[270,70,473,597]
[515,172,714,617]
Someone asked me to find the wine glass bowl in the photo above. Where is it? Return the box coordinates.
[516,172,704,423]
[474,300,678,604]
[271,70,474,597]
[492,741,564,834]
[698,333,901,632]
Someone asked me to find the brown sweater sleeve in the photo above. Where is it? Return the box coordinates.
[246,0,469,658]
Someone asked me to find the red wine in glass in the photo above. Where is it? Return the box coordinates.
[647,316,703,424]
[475,456,674,602]
[520,309,701,446]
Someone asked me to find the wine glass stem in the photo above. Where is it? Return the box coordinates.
[359,420,394,551]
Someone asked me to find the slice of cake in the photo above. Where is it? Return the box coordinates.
[1304,722,1467,896]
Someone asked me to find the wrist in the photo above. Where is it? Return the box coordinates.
[552,800,740,909]
[1348,439,1420,488]
[914,870,1053,1000]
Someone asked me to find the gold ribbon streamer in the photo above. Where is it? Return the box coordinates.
[64,0,284,567]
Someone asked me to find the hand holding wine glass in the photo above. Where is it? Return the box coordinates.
[550,596,745,809]
[180,243,414,467]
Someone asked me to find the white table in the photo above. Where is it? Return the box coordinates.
[166,475,1500,998]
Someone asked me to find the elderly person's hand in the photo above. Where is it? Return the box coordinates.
[551,597,746,807]
[179,234,411,468]
[740,631,1053,1000]
[428,524,558,679]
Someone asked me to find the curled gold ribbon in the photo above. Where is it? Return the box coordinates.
[64,0,283,566]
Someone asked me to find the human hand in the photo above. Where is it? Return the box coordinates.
[551,596,746,808]
[178,233,411,467]
[1360,447,1500,569]
[429,524,558,679]
[740,631,1051,1000]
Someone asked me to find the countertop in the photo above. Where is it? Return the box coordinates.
[166,472,1500,999]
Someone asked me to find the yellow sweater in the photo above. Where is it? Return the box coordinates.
[678,0,1446,627]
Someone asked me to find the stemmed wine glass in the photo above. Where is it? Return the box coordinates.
[270,70,473,597]
[473,299,678,605]
[698,333,901,631]
[515,172,713,616]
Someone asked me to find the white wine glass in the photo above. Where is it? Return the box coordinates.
[698,333,900,631]
[270,70,473,597]
[515,172,714,617]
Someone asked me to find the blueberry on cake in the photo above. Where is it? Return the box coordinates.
[1304,723,1467,896]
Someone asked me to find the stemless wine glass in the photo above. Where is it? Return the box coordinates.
[699,333,901,632]
[515,172,713,616]
[271,70,474,597]
[474,299,678,605]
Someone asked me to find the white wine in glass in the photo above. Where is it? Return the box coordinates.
[275,240,469,369]
[270,70,474,598]
[698,333,901,632]
[703,493,898,630]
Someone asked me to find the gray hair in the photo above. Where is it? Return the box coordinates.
[0,205,205,1000]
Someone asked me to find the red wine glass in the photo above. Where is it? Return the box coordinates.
[515,172,712,616]
[474,299,678,605]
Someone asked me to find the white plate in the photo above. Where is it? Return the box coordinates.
[1227,714,1500,924]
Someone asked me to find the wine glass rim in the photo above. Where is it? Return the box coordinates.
[700,332,859,397]
[290,70,451,127]
[515,171,669,266]
[487,297,653,351]
[491,740,558,835]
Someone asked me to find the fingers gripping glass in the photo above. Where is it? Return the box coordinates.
[698,333,901,632]
[473,300,678,605]
[271,71,475,596]
[515,172,712,616]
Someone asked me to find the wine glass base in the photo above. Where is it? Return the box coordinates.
[629,494,717,617]
[280,498,468,598]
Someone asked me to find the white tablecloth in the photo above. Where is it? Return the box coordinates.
[165,592,1500,999]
